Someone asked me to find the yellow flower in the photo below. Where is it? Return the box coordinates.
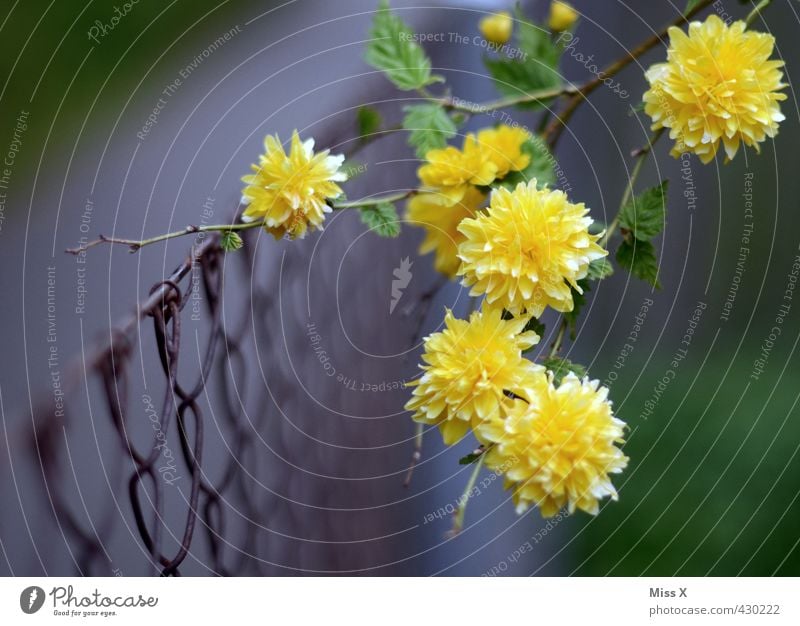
[407,186,487,278]
[476,125,531,180]
[417,125,531,204]
[418,135,498,205]
[548,1,578,32]
[241,130,347,239]
[643,15,787,164]
[477,373,628,517]
[457,180,606,317]
[479,11,513,46]
[405,308,541,445]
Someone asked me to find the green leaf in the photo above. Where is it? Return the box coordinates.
[459,448,485,465]
[541,356,587,386]
[684,0,702,14]
[586,257,614,280]
[220,231,243,252]
[616,238,662,289]
[619,180,668,241]
[483,9,561,110]
[356,105,382,138]
[365,0,441,90]
[493,136,556,190]
[402,103,457,158]
[360,202,401,238]
[563,278,589,339]
[522,316,545,336]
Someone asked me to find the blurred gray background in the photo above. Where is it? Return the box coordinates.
[0,0,798,576]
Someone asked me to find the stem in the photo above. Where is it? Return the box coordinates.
[548,318,568,358]
[333,190,415,209]
[544,0,716,146]
[437,85,578,115]
[450,451,486,536]
[403,422,424,488]
[745,0,771,26]
[599,128,664,249]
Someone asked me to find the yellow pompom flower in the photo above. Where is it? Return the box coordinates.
[241,130,347,239]
[643,15,787,164]
[476,125,531,180]
[548,1,578,32]
[405,309,542,445]
[477,373,628,517]
[457,180,606,317]
[479,11,513,46]
[418,135,498,205]
[407,186,487,278]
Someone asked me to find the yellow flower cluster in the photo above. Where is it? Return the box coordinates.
[408,124,530,277]
[405,308,541,445]
[405,309,627,517]
[643,15,787,163]
[458,180,607,317]
[241,130,347,239]
[406,154,622,517]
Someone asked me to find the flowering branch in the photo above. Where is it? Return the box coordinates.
[545,0,716,145]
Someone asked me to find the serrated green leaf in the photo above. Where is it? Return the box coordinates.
[356,105,382,138]
[402,103,457,158]
[360,201,401,238]
[619,180,668,241]
[483,9,561,110]
[522,316,545,336]
[586,257,614,280]
[541,356,587,386]
[493,136,556,190]
[220,231,243,252]
[365,0,441,90]
[616,238,662,289]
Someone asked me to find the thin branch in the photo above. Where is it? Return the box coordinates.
[65,220,265,255]
[599,127,664,249]
[436,84,578,115]
[403,422,424,488]
[450,451,486,536]
[66,191,418,255]
[334,189,415,209]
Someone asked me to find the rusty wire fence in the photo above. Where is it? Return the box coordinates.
[31,234,265,575]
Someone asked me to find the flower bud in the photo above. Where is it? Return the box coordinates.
[548,1,578,32]
[479,11,513,46]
